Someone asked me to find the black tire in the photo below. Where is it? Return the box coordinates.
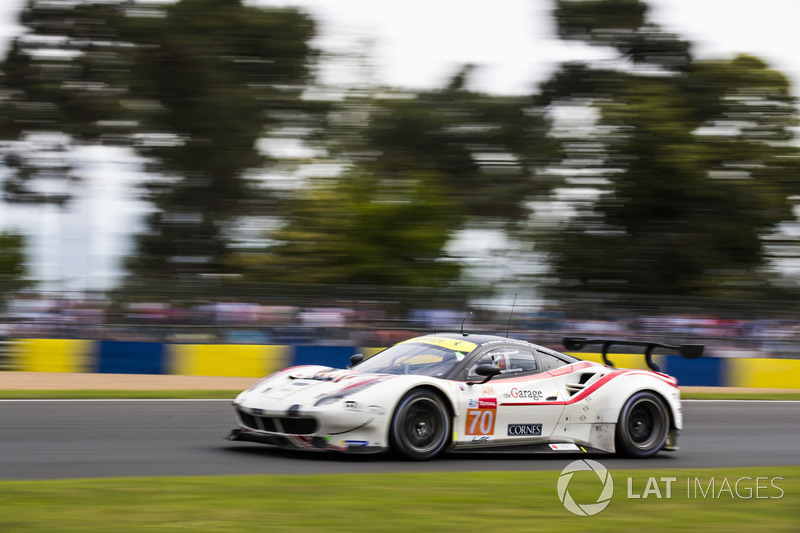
[390,389,451,460]
[615,391,670,458]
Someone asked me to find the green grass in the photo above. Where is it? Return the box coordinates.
[0,467,797,532]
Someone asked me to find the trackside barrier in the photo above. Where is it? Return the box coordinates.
[4,339,800,389]
[97,340,166,375]
[168,344,290,377]
[10,339,94,373]
[572,352,725,387]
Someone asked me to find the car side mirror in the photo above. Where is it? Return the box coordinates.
[348,353,364,368]
[468,364,501,385]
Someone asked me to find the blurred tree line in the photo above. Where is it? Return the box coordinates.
[0,0,798,311]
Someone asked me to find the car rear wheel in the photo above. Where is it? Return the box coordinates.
[615,391,670,458]
[390,389,451,460]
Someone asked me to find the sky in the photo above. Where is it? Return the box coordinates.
[0,0,798,293]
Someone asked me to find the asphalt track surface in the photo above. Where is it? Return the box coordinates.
[1,400,798,480]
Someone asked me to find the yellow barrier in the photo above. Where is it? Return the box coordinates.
[361,347,384,359]
[727,358,800,389]
[568,352,666,371]
[168,344,290,377]
[11,339,94,373]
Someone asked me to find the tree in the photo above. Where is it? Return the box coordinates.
[0,0,127,205]
[228,66,558,303]
[537,0,800,300]
[343,71,556,221]
[0,231,31,299]
[233,169,464,299]
[0,0,319,284]
[119,0,319,279]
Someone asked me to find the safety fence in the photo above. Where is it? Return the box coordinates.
[3,338,800,389]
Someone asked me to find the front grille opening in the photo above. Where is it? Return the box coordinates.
[238,409,257,429]
[237,409,317,435]
[238,409,278,432]
[261,417,277,432]
[279,417,318,435]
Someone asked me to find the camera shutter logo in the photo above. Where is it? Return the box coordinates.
[557,459,614,516]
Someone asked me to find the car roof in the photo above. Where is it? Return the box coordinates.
[415,332,536,350]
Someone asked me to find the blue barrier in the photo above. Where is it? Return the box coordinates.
[96,340,167,375]
[663,354,723,387]
[291,345,357,369]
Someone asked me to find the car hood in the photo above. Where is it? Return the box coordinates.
[238,365,395,406]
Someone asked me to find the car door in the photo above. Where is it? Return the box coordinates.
[454,343,565,447]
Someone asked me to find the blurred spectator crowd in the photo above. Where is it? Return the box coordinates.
[0,293,797,359]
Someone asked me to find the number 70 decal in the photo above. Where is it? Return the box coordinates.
[465,398,497,436]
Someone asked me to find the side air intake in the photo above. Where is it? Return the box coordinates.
[564,372,598,396]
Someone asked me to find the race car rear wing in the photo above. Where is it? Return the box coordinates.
[562,337,704,372]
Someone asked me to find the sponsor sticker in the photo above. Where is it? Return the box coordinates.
[465,397,497,436]
[343,440,369,447]
[478,398,497,409]
[549,443,580,451]
[504,388,543,400]
[507,423,543,436]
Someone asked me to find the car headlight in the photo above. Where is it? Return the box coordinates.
[313,379,381,406]
[246,372,280,392]
[314,396,341,407]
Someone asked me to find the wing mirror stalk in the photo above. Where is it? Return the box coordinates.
[347,353,364,369]
[467,364,501,385]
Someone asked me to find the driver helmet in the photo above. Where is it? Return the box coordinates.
[492,353,508,370]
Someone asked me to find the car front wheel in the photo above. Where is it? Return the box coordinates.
[615,391,670,458]
[390,389,451,460]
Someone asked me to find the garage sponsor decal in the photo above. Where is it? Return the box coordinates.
[507,423,542,436]
[504,388,543,400]
[465,397,497,436]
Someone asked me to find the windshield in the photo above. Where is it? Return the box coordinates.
[354,340,470,377]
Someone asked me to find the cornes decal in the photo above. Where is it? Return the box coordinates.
[507,423,543,436]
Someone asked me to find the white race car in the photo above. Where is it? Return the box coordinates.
[227,333,702,460]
